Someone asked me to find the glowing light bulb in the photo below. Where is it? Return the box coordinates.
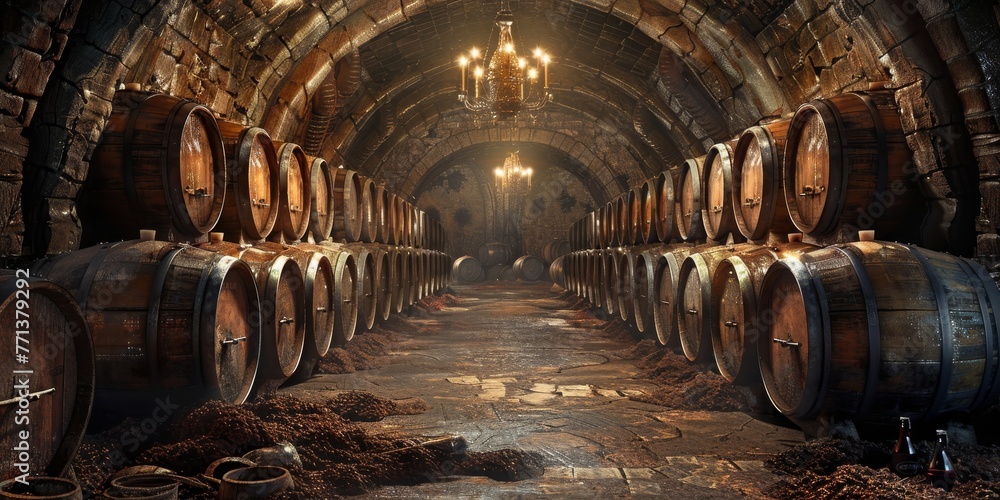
[459,56,468,66]
[534,48,543,58]
[504,43,514,53]
[470,48,480,59]
[474,67,484,78]
[528,68,538,79]
[518,58,526,69]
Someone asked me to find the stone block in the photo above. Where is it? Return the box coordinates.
[926,15,968,62]
[0,88,25,118]
[1,45,54,97]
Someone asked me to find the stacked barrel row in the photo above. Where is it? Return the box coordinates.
[451,240,570,284]
[557,88,1000,428]
[78,90,447,252]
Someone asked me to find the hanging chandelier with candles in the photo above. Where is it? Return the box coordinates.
[457,5,552,121]
[494,151,532,194]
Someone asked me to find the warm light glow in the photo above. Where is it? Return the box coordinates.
[504,43,514,53]
[495,168,503,176]
[473,67,484,78]
[527,68,538,79]
[518,58,526,69]
[470,47,480,59]
[459,56,468,66]
[542,55,551,64]
[534,48,543,58]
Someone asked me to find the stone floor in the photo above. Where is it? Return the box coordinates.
[284,281,805,498]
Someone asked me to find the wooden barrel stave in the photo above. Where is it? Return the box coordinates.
[215,122,280,243]
[655,170,678,243]
[0,272,95,478]
[31,241,260,411]
[373,185,391,244]
[358,176,377,243]
[638,178,657,244]
[732,120,794,240]
[332,169,364,242]
[306,156,335,242]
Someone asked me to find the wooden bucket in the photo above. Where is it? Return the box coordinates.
[676,156,707,242]
[702,140,741,242]
[758,240,1000,422]
[196,240,305,383]
[306,156,334,242]
[782,91,919,240]
[0,273,95,478]
[214,122,279,243]
[84,93,226,243]
[732,120,794,240]
[269,142,311,243]
[31,240,260,412]
[709,240,814,384]
[332,169,364,242]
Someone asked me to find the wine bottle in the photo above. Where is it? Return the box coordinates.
[890,416,921,476]
[927,429,957,491]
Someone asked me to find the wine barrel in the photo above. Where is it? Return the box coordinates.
[632,247,671,335]
[83,93,226,243]
[346,245,377,330]
[0,272,95,478]
[196,240,305,382]
[372,185,391,244]
[614,194,629,247]
[306,156,334,242]
[390,193,405,246]
[413,209,427,250]
[369,245,392,322]
[332,169,364,242]
[269,142,312,243]
[299,242,359,346]
[214,122,280,243]
[625,187,642,245]
[593,207,605,249]
[758,240,1000,423]
[676,243,755,363]
[31,240,260,412]
[616,249,635,323]
[676,156,707,242]
[733,120,794,240]
[709,241,814,384]
[652,243,697,346]
[453,256,486,283]
[512,255,547,282]
[478,242,511,267]
[389,246,407,313]
[246,241,336,384]
[602,249,621,316]
[541,239,572,263]
[399,200,413,248]
[782,91,918,239]
[602,201,616,249]
[702,140,741,242]
[638,177,658,244]
[549,255,567,289]
[358,177,377,243]
[587,249,605,308]
[655,170,678,243]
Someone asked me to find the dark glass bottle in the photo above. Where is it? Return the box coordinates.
[890,416,921,476]
[927,429,957,491]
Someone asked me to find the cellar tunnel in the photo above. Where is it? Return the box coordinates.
[3,0,1000,497]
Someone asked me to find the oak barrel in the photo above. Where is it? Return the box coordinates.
[374,184,392,245]
[758,240,1000,422]
[625,187,643,245]
[602,249,621,316]
[269,142,312,243]
[587,249,605,308]
[246,241,336,384]
[709,241,814,384]
[196,240,305,382]
[654,170,678,243]
[31,240,260,412]
[782,91,919,239]
[390,194,405,246]
[614,195,629,247]
[346,245,377,331]
[512,255,547,282]
[332,169,364,242]
[306,156,334,242]
[732,120,794,240]
[214,122,280,242]
[631,247,671,335]
[676,157,707,242]
[602,201,616,249]
[638,178,658,244]
[702,140,740,242]
[84,93,226,243]
[453,256,485,283]
[478,242,511,267]
[485,264,515,281]
[549,255,567,289]
[299,242,359,347]
[389,246,408,313]
[653,243,697,346]
[616,249,636,323]
[0,272,95,478]
[541,240,572,263]
[358,176,377,243]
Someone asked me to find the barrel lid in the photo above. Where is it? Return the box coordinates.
[204,257,260,405]
[678,157,704,241]
[332,252,359,346]
[262,255,306,379]
[785,103,835,234]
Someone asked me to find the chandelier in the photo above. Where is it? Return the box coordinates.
[494,151,532,194]
[457,6,552,121]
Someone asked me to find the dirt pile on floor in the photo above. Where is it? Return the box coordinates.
[765,437,1000,499]
[318,326,402,374]
[73,391,539,498]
